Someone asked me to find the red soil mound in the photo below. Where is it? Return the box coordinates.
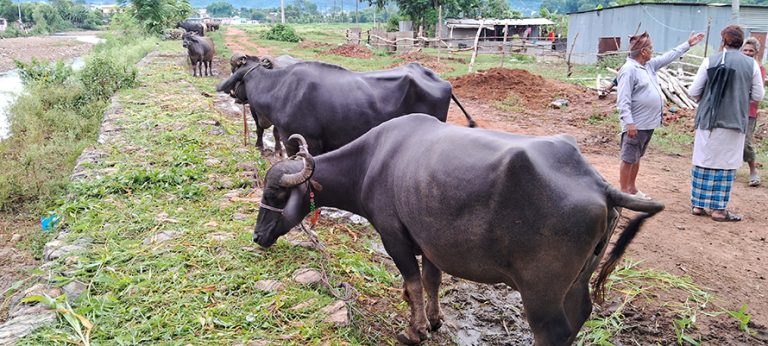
[449,68,591,110]
[322,44,373,59]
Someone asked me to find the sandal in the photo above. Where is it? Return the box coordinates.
[691,207,708,216]
[711,210,742,222]
[632,191,652,200]
[748,175,761,187]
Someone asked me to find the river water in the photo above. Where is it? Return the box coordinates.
[0,34,102,141]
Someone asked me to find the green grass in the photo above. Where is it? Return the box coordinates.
[650,120,695,156]
[576,259,716,346]
[16,40,401,345]
[207,30,231,61]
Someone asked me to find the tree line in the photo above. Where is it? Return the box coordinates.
[0,0,106,37]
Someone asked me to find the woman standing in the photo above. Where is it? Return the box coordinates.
[688,25,765,222]
[741,37,766,187]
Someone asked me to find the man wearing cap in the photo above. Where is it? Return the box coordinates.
[616,31,705,199]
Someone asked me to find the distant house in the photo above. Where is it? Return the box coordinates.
[0,18,7,32]
[91,4,120,15]
[441,18,556,51]
[567,2,768,64]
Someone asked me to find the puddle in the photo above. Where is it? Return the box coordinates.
[439,279,533,345]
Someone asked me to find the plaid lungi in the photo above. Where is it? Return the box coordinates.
[691,166,736,210]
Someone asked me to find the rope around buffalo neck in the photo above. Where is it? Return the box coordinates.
[256,181,356,303]
[296,182,356,302]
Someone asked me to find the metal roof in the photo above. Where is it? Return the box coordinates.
[445,18,554,29]
[568,2,768,15]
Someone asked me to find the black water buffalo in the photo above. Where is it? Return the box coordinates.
[228,53,301,154]
[182,32,214,77]
[177,21,204,36]
[216,60,476,156]
[206,22,220,32]
[254,114,664,345]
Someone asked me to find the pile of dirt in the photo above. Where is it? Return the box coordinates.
[322,44,373,59]
[298,40,333,49]
[449,67,591,110]
[387,51,464,74]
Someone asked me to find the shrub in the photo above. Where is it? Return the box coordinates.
[386,14,400,32]
[14,59,74,86]
[0,35,154,212]
[261,24,301,42]
[80,54,138,101]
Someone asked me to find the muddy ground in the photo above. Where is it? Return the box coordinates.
[216,31,768,344]
[0,33,95,72]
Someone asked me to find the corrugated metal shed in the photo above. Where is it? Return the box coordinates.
[567,2,768,64]
[445,18,555,28]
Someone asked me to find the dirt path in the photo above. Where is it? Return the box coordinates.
[223,26,272,57]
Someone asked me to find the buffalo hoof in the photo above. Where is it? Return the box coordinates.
[428,315,443,331]
[396,326,429,345]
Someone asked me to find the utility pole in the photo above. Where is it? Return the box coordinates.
[732,0,740,24]
[355,0,359,24]
[281,0,285,24]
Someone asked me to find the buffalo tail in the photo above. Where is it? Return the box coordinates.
[450,93,477,128]
[592,188,665,304]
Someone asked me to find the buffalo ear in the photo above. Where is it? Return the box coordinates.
[259,57,274,69]
[310,179,323,192]
[216,66,248,93]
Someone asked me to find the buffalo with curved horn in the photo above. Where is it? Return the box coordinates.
[254,115,664,345]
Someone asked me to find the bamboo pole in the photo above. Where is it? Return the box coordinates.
[567,32,580,77]
[468,20,484,73]
[500,24,509,68]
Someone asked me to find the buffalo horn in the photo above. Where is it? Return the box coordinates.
[278,135,314,187]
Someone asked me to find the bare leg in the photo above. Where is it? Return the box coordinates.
[619,160,640,194]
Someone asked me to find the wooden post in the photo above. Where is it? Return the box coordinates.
[242,105,248,146]
[704,16,712,57]
[500,24,509,67]
[566,32,579,77]
[468,20,484,73]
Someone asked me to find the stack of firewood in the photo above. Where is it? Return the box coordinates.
[603,64,699,109]
[656,67,698,109]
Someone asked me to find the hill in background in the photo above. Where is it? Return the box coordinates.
[36,0,543,16]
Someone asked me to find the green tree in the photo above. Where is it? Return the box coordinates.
[120,0,193,34]
[284,0,320,23]
[206,1,235,17]
[31,3,70,34]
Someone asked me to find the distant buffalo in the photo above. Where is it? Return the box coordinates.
[182,32,214,77]
[177,21,204,36]
[228,53,300,154]
[206,22,220,32]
